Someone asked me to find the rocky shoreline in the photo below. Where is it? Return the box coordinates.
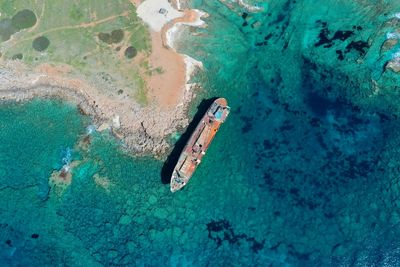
[0,0,207,158]
[0,62,198,157]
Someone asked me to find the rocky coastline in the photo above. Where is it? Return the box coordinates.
[0,0,205,157]
[0,62,198,157]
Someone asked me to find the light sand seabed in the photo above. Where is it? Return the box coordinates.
[0,0,206,156]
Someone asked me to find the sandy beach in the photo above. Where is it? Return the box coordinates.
[137,0,205,108]
[0,0,205,156]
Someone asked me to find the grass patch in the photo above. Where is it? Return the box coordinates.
[0,0,152,105]
[69,4,83,21]
[132,72,148,106]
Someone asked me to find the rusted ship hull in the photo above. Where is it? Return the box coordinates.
[170,98,230,192]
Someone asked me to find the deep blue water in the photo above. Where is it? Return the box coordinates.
[2,0,400,266]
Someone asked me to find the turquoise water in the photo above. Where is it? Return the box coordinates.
[3,0,400,266]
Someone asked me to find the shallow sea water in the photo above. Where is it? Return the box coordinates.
[3,0,400,266]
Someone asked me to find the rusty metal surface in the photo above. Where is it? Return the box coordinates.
[170,98,229,192]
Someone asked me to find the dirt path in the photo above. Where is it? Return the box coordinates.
[7,11,130,49]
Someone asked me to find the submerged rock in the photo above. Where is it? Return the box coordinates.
[148,195,157,204]
[381,38,398,53]
[386,57,400,72]
[119,215,132,225]
[153,208,168,219]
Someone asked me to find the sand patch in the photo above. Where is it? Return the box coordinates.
[137,0,206,108]
[93,174,112,192]
[145,32,186,107]
[137,0,183,32]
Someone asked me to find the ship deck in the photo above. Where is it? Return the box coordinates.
[170,98,229,192]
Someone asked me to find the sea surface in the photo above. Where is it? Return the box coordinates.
[3,0,400,266]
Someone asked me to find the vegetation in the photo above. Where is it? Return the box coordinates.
[11,9,37,29]
[0,0,152,104]
[124,46,137,59]
[32,36,50,51]
[111,29,124,43]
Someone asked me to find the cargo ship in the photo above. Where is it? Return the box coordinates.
[170,98,230,192]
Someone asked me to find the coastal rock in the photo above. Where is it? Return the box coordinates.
[381,38,398,54]
[0,62,191,156]
[112,115,120,129]
[97,123,110,132]
[386,58,400,73]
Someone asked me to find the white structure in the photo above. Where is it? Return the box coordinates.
[137,0,183,32]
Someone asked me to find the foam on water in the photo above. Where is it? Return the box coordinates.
[86,125,96,135]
